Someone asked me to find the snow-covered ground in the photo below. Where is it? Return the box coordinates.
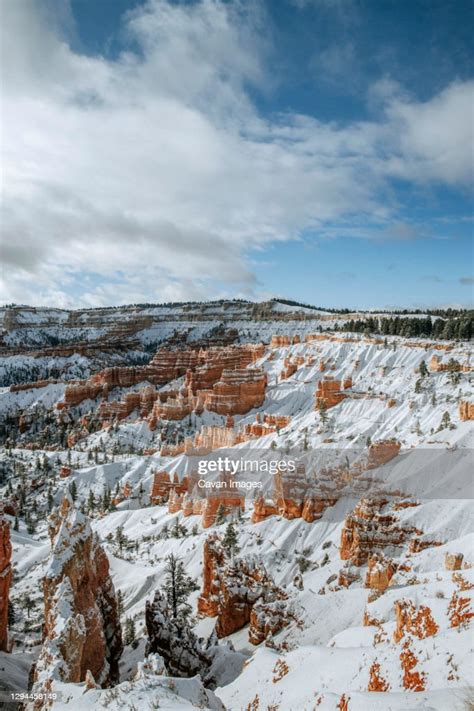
[1,323,473,710]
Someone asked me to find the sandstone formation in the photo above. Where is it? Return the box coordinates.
[61,344,265,411]
[315,377,351,410]
[340,498,421,565]
[150,470,190,504]
[0,508,12,652]
[32,496,123,693]
[445,552,464,570]
[394,599,439,642]
[367,661,390,692]
[184,414,290,456]
[249,598,298,646]
[364,553,396,592]
[198,534,286,639]
[204,367,267,416]
[429,355,472,373]
[367,440,401,469]
[459,401,474,421]
[252,463,339,524]
[270,335,300,347]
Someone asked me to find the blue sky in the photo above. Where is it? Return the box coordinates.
[1,0,473,309]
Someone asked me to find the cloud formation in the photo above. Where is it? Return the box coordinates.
[1,0,473,306]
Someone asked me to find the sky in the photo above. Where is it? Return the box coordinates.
[0,0,473,310]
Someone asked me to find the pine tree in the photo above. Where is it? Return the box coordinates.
[123,616,136,646]
[419,360,428,377]
[13,517,19,532]
[7,600,15,627]
[163,553,199,620]
[69,480,77,502]
[439,411,451,431]
[115,525,127,552]
[215,503,226,526]
[222,521,240,559]
[318,400,328,425]
[116,589,124,618]
[87,490,95,513]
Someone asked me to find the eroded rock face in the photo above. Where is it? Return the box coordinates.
[204,367,267,416]
[32,497,123,692]
[365,553,396,592]
[340,498,421,566]
[315,377,348,410]
[198,535,286,639]
[367,440,400,469]
[459,401,474,421]
[248,599,297,646]
[0,509,12,652]
[62,344,265,411]
[394,599,439,642]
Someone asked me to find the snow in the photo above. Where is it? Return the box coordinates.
[1,309,473,709]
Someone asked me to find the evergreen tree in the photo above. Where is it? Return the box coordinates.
[439,411,451,431]
[116,589,124,618]
[69,480,77,502]
[123,616,136,646]
[222,521,240,559]
[87,490,96,513]
[318,400,328,426]
[163,553,199,620]
[8,600,15,627]
[419,360,428,377]
[115,525,127,552]
[13,516,19,532]
[215,503,226,526]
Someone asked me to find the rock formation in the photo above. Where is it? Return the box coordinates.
[315,377,349,410]
[445,552,464,570]
[367,439,401,469]
[31,496,123,693]
[204,367,267,416]
[364,553,396,592]
[459,401,474,421]
[394,599,439,642]
[248,599,298,645]
[0,508,12,652]
[61,344,265,411]
[198,534,286,639]
[340,498,421,565]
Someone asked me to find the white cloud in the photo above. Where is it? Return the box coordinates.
[0,0,472,306]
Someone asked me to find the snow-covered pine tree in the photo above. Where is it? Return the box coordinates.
[163,553,199,620]
[222,521,240,559]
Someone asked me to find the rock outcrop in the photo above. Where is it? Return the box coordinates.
[340,498,420,565]
[61,344,265,411]
[367,440,401,469]
[315,377,349,410]
[0,508,12,652]
[31,497,123,693]
[459,401,474,421]
[394,599,439,642]
[364,553,396,592]
[204,367,267,416]
[198,534,286,639]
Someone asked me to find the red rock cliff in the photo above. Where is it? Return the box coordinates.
[31,497,123,694]
[0,509,12,652]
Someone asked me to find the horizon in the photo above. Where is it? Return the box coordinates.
[1,0,473,309]
[2,296,473,315]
